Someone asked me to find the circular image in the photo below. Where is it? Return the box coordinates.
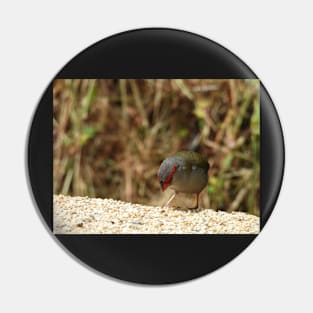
[28,28,284,284]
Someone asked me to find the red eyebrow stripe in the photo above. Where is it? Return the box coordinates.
[162,165,177,191]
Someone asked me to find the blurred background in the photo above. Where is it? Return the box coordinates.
[53,79,260,215]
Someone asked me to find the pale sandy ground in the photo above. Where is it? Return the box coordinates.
[54,195,260,234]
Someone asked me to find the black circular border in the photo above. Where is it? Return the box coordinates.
[27,28,285,284]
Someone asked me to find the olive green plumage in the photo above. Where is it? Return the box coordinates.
[173,151,209,171]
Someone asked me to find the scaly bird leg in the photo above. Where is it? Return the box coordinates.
[165,191,177,208]
[191,193,199,209]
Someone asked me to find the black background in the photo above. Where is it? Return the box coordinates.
[27,28,284,284]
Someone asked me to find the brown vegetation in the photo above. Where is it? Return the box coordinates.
[53,79,260,215]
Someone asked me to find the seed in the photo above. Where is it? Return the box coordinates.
[53,195,259,234]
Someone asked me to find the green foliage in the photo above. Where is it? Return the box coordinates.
[53,79,260,215]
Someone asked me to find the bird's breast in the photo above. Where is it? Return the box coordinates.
[170,165,208,194]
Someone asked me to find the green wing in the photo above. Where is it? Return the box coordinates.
[175,151,209,170]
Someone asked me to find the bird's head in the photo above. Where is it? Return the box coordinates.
[157,159,177,192]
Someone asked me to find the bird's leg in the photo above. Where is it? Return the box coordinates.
[165,191,177,208]
[191,193,199,209]
[196,193,199,208]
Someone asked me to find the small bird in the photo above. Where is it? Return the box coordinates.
[158,151,209,209]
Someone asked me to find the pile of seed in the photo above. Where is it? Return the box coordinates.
[54,195,259,234]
